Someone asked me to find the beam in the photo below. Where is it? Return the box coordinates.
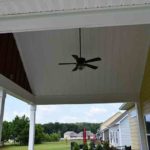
[28,105,36,150]
[0,75,35,104]
[35,93,138,105]
[0,5,150,33]
[0,89,6,146]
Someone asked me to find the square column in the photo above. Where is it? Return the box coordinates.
[0,89,6,146]
[28,104,36,150]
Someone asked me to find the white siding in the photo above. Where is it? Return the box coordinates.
[109,125,120,147]
[120,116,131,147]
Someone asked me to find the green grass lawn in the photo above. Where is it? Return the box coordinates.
[0,141,70,150]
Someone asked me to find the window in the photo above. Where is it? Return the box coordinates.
[116,132,118,144]
[148,136,150,149]
[110,132,112,143]
[113,132,115,143]
[145,114,150,150]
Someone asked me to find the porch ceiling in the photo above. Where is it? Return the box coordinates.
[14,25,150,104]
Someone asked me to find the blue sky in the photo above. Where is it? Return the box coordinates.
[4,94,123,124]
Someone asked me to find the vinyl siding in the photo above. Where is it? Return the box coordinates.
[143,100,150,115]
[120,116,131,147]
[128,107,140,150]
[109,125,120,147]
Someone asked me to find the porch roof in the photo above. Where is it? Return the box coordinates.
[0,0,149,16]
[0,1,150,105]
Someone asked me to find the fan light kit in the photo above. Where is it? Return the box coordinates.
[59,28,101,71]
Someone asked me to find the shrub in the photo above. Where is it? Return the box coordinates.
[89,141,95,150]
[49,133,60,141]
[110,146,117,150]
[73,143,80,150]
[43,133,60,142]
[96,144,103,150]
[83,143,88,150]
[43,133,50,142]
[103,141,110,150]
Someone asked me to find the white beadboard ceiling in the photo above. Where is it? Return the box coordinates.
[0,0,150,16]
[15,25,150,104]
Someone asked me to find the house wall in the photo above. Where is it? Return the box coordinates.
[119,116,131,147]
[64,134,70,139]
[104,129,109,141]
[128,107,140,150]
[140,47,150,150]
[109,125,120,147]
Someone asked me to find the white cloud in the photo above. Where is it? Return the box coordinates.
[4,95,122,123]
[37,105,59,113]
[12,111,29,118]
[59,116,79,123]
[36,105,60,123]
[3,112,13,122]
[59,115,100,123]
[86,106,108,117]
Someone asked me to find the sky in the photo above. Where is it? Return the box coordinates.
[4,94,123,124]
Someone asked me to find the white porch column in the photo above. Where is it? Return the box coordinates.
[0,89,6,146]
[136,102,148,150]
[28,104,36,150]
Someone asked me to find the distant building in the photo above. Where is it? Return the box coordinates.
[78,131,94,139]
[64,130,94,140]
[64,131,78,140]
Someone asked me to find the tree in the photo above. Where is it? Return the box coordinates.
[2,121,11,142]
[11,115,29,145]
[11,115,44,145]
[19,123,29,145]
[35,124,44,144]
[42,122,100,137]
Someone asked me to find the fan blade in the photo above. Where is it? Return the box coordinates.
[72,65,78,71]
[59,63,76,65]
[72,55,79,61]
[85,64,98,69]
[85,57,101,63]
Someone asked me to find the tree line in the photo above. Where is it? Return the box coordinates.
[2,115,100,145]
[43,122,100,137]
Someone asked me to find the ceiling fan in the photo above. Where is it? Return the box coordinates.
[59,28,101,71]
